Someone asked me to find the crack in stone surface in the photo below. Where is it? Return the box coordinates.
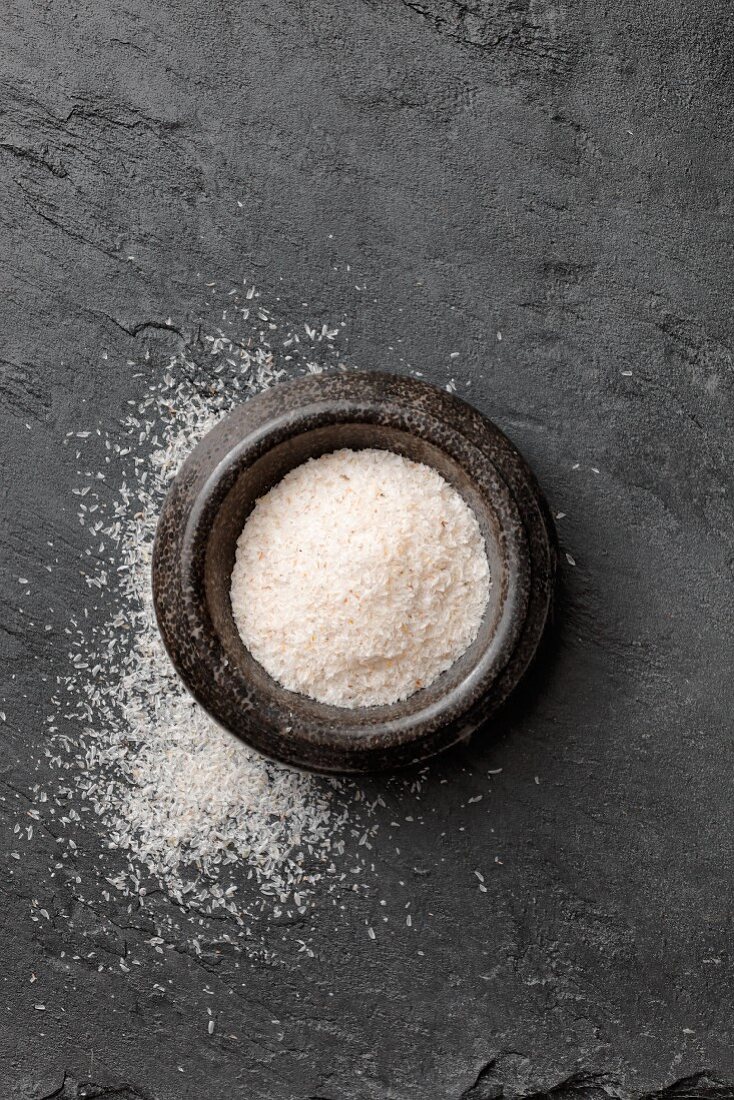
[461,1069,734,1100]
[392,0,577,72]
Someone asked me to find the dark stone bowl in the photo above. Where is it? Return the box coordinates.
[152,371,557,773]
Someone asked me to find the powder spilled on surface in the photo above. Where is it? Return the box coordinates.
[231,448,491,708]
[3,277,507,971]
[49,284,379,926]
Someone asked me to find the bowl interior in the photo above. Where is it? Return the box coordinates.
[203,422,515,729]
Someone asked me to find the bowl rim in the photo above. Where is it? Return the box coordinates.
[152,371,557,772]
[188,414,527,735]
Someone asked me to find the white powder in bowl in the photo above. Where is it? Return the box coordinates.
[230,448,491,708]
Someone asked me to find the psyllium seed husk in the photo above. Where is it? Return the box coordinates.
[231,448,490,708]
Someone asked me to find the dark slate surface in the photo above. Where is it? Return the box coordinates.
[0,1,732,1098]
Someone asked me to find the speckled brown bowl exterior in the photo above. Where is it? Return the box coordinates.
[152,371,557,773]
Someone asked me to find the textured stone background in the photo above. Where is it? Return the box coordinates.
[0,0,732,1098]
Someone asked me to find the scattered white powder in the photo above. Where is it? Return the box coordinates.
[48,284,380,925]
[1,277,506,969]
[231,448,491,708]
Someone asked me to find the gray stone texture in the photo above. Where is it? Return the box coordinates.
[0,0,732,1098]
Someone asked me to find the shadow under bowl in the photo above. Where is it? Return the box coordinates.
[152,371,557,773]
